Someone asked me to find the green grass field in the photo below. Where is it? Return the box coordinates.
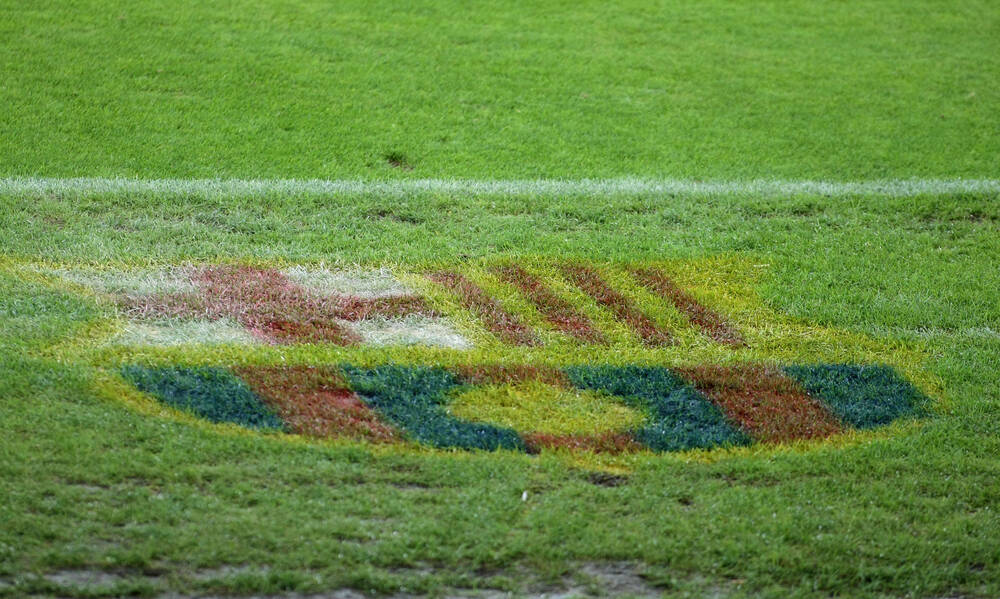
[2,1,999,597]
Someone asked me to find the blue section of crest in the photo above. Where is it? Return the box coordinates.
[564,365,751,451]
[121,365,284,430]
[340,364,527,452]
[783,364,930,429]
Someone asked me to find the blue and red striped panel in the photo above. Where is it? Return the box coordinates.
[122,363,930,453]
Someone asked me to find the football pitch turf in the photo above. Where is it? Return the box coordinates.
[2,1,999,598]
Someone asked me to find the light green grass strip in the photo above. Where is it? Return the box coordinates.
[3,177,1000,198]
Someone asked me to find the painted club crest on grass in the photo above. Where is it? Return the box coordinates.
[40,258,934,456]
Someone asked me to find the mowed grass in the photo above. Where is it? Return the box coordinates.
[2,188,999,597]
[2,0,1000,596]
[0,0,998,179]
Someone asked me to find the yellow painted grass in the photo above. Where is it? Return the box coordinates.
[447,381,645,435]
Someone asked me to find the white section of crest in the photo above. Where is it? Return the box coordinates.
[112,319,260,346]
[348,316,472,349]
[2,177,999,197]
[283,266,413,298]
[35,265,197,295]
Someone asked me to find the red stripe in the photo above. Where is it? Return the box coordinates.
[677,364,841,443]
[631,267,745,346]
[522,431,640,454]
[428,271,538,346]
[236,366,401,442]
[493,264,606,344]
[561,265,673,347]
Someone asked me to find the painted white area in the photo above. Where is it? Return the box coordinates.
[39,265,468,348]
[41,266,196,295]
[113,319,258,346]
[3,177,999,198]
[113,315,472,348]
[283,266,412,298]
[349,316,472,349]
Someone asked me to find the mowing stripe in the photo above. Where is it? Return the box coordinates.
[3,177,998,198]
[630,267,745,346]
[561,265,673,347]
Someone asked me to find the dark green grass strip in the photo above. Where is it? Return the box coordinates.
[564,365,750,452]
[341,364,527,452]
[783,364,931,429]
[120,365,284,430]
